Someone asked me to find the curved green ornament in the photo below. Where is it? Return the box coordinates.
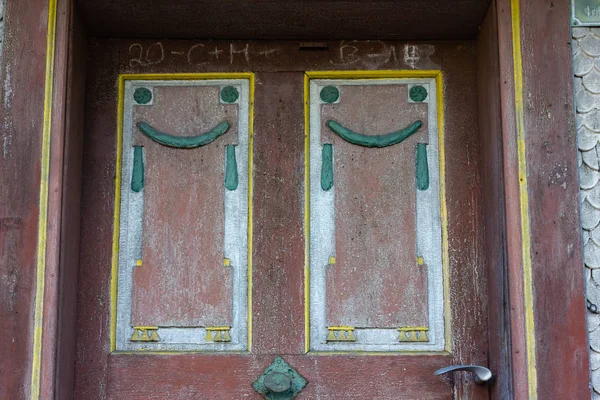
[136,121,230,149]
[326,119,423,148]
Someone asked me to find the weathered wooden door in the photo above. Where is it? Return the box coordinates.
[75,40,488,399]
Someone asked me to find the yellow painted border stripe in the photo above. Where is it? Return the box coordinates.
[247,74,255,351]
[436,72,452,353]
[30,0,58,398]
[109,76,125,352]
[305,70,441,79]
[303,70,450,354]
[303,74,311,353]
[511,0,538,397]
[110,72,255,352]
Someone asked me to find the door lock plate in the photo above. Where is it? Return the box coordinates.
[253,357,307,399]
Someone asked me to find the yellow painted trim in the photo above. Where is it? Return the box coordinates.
[398,326,429,331]
[223,258,231,267]
[310,350,451,356]
[303,70,450,355]
[247,74,255,352]
[304,73,311,353]
[110,72,255,353]
[417,256,424,265]
[205,326,231,331]
[132,326,159,330]
[118,72,255,81]
[511,0,538,397]
[328,256,336,265]
[436,72,452,353]
[305,70,441,79]
[135,259,143,266]
[31,0,58,398]
[328,326,355,331]
[111,349,450,356]
[112,350,249,356]
[109,76,126,352]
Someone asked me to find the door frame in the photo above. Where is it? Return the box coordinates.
[0,0,589,398]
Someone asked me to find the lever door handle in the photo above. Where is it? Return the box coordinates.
[434,365,493,385]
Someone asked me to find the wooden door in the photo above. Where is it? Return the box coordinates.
[75,40,488,399]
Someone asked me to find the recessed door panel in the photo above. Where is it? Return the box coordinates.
[308,75,446,351]
[114,77,251,351]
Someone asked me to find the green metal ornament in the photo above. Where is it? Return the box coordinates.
[409,85,428,102]
[221,86,240,103]
[320,86,340,103]
[133,87,153,104]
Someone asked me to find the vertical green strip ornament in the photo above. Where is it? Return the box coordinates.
[416,143,429,190]
[225,144,239,191]
[321,144,334,191]
[131,146,145,192]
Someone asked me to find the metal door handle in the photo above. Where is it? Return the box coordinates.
[263,372,292,394]
[434,365,493,385]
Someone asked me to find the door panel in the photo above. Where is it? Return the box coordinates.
[307,75,445,352]
[75,39,487,399]
[113,77,251,351]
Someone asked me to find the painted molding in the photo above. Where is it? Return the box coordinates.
[31,0,58,398]
[112,76,252,352]
[307,75,446,352]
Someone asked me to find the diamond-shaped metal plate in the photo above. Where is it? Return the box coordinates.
[252,356,307,399]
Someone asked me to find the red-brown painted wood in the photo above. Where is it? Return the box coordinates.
[321,85,429,328]
[73,39,122,399]
[495,1,531,396]
[252,72,306,354]
[518,0,589,398]
[54,10,87,399]
[107,354,453,399]
[0,1,51,398]
[39,0,76,398]
[440,40,489,400]
[131,86,236,327]
[495,0,590,397]
[476,3,513,399]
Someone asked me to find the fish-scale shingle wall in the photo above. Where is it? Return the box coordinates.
[573,26,600,399]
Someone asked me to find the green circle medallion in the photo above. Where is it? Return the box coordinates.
[320,86,340,103]
[133,87,152,105]
[221,86,239,103]
[409,85,428,102]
